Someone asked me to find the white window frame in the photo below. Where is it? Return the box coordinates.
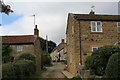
[92,47,98,52]
[117,22,120,33]
[16,46,23,52]
[91,21,102,32]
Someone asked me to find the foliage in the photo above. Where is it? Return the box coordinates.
[14,53,36,62]
[2,45,12,56]
[48,41,56,53]
[25,66,47,80]
[69,76,82,80]
[105,53,120,79]
[2,56,14,63]
[0,1,13,15]
[92,45,120,76]
[2,63,16,78]
[39,37,56,53]
[84,45,120,76]
[41,51,52,68]
[2,45,13,63]
[88,75,96,80]
[2,60,36,79]
[84,55,94,70]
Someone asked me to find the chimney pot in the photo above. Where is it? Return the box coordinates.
[34,25,39,37]
[62,39,64,44]
[35,25,37,28]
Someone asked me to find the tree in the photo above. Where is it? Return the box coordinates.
[39,37,56,53]
[0,0,13,15]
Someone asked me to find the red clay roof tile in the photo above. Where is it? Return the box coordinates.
[1,35,37,44]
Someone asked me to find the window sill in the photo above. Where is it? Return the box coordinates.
[90,32,103,34]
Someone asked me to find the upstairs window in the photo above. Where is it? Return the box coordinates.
[92,47,98,52]
[117,22,120,33]
[91,21,102,32]
[16,46,23,52]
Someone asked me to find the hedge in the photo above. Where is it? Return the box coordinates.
[41,51,51,68]
[105,53,120,79]
[90,45,120,76]
[2,56,14,63]
[84,55,94,70]
[14,53,36,62]
[2,60,36,79]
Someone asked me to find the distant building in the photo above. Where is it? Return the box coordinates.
[66,11,120,76]
[1,25,42,72]
[50,39,67,61]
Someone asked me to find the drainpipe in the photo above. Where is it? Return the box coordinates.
[78,21,82,65]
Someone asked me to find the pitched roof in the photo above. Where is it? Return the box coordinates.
[1,35,37,45]
[71,13,120,21]
[52,43,66,52]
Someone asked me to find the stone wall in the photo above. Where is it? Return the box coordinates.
[80,21,120,65]
[10,44,34,56]
[66,14,77,76]
[66,14,120,76]
[34,38,42,72]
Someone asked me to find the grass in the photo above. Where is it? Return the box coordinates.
[24,67,47,80]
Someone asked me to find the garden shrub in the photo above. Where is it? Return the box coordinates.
[2,60,36,79]
[2,63,16,78]
[41,51,51,68]
[69,76,82,80]
[84,55,94,70]
[2,56,14,63]
[2,45,12,56]
[14,53,36,62]
[88,75,96,80]
[105,53,120,79]
[90,45,120,76]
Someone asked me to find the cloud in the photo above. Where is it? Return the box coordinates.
[1,2,119,44]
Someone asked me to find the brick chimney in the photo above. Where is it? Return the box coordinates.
[61,39,64,44]
[34,25,39,37]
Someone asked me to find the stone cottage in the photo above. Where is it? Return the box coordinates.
[66,11,120,76]
[2,25,42,72]
[50,39,67,61]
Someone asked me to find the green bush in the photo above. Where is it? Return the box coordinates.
[84,55,94,70]
[2,45,12,56]
[88,75,96,80]
[2,56,14,63]
[105,53,120,79]
[69,76,82,80]
[2,60,36,79]
[2,63,16,78]
[41,51,51,68]
[90,45,120,76]
[14,53,36,62]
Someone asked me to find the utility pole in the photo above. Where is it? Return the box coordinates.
[46,35,48,53]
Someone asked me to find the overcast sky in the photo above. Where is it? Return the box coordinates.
[0,0,120,45]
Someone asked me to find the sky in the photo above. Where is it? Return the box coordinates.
[0,0,120,45]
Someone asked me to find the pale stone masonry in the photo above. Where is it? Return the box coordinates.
[50,39,67,61]
[66,12,120,76]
